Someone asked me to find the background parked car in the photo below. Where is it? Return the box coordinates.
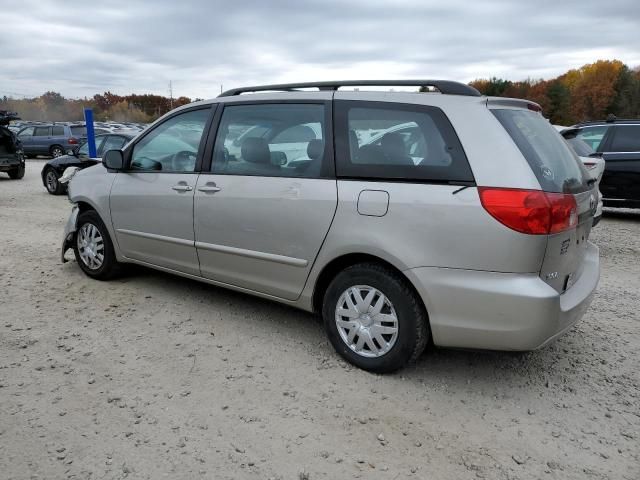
[41,133,134,194]
[556,125,605,225]
[0,110,25,179]
[569,117,640,209]
[17,124,86,158]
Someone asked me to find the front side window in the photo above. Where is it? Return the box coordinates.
[212,103,329,178]
[335,102,473,182]
[18,127,34,137]
[576,126,610,151]
[609,125,640,152]
[131,108,209,172]
[33,127,49,137]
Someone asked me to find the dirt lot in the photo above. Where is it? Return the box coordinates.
[1,161,639,480]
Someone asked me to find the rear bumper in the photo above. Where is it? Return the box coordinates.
[404,242,600,351]
[0,155,24,171]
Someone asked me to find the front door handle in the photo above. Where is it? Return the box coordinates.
[172,184,193,192]
[198,182,221,193]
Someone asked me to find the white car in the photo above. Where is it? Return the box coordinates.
[555,125,604,225]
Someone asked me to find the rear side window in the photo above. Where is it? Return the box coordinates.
[51,126,64,136]
[609,125,640,152]
[334,101,473,183]
[493,109,588,193]
[71,126,87,136]
[212,103,331,178]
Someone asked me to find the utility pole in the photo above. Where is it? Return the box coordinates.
[169,80,174,110]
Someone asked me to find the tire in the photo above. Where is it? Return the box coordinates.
[8,165,25,179]
[322,263,429,373]
[73,210,122,280]
[50,145,64,158]
[44,167,64,194]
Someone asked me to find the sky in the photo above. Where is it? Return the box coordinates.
[0,0,639,100]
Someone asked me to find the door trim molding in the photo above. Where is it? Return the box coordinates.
[195,241,308,267]
[116,229,194,247]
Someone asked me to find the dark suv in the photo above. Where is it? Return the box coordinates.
[571,117,640,208]
[17,124,86,158]
[0,111,25,179]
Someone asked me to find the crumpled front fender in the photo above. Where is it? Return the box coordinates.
[61,205,79,263]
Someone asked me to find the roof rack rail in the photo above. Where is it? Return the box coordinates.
[218,80,481,98]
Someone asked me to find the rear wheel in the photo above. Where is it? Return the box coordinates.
[50,145,64,158]
[8,165,25,179]
[322,263,429,373]
[44,168,64,194]
[73,211,122,280]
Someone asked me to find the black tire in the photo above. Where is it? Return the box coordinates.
[73,210,122,280]
[50,145,64,158]
[8,165,25,179]
[43,167,64,194]
[322,263,429,373]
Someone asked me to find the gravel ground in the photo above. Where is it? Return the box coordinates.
[1,162,639,480]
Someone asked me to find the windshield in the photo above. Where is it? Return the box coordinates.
[493,109,589,193]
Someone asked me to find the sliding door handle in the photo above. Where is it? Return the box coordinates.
[198,183,221,193]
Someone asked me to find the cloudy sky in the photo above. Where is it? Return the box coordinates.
[1,0,638,100]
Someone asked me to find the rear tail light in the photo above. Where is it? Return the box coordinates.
[478,187,577,235]
[68,137,78,145]
[582,161,597,169]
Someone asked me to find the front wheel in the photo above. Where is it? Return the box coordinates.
[73,211,122,280]
[322,263,429,373]
[8,165,25,179]
[44,168,64,194]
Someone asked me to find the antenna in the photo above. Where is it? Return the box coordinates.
[169,80,174,109]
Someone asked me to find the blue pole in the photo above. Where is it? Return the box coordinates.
[83,108,97,158]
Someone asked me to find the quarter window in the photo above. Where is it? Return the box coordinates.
[609,125,640,152]
[130,108,209,172]
[212,104,330,178]
[335,101,473,182]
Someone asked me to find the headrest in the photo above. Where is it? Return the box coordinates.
[381,132,405,153]
[241,137,271,164]
[307,139,324,160]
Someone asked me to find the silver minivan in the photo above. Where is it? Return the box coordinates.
[61,80,600,372]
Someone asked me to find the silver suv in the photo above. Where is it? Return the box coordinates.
[61,80,600,372]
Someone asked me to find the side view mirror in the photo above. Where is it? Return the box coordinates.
[103,149,124,170]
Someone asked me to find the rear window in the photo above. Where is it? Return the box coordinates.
[493,109,588,193]
[565,137,594,157]
[335,101,474,183]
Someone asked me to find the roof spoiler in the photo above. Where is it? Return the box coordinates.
[486,97,543,113]
[219,80,482,97]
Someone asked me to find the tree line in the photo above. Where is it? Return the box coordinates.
[0,91,196,123]
[470,59,640,125]
[1,59,639,125]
